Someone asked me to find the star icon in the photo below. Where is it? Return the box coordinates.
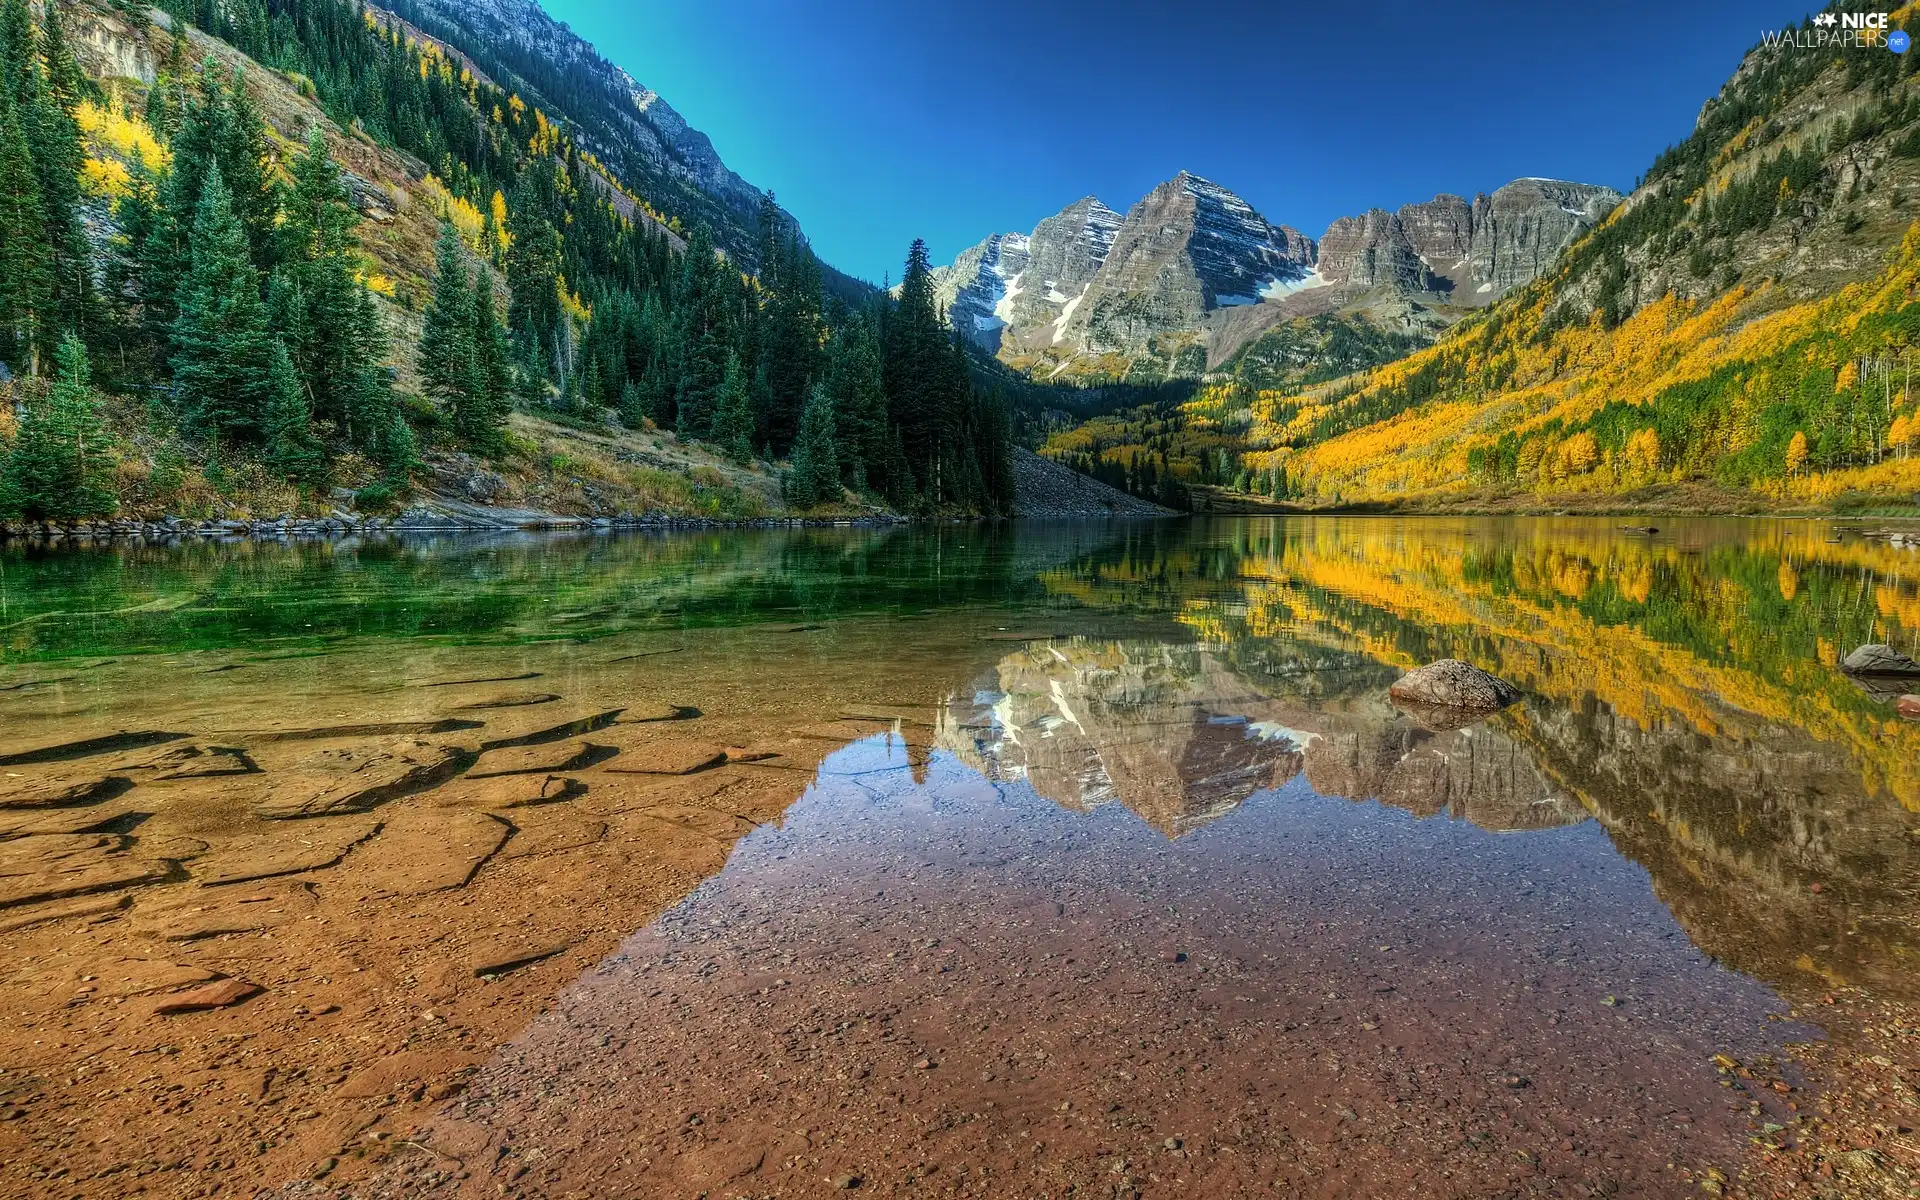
[1813,11,1837,26]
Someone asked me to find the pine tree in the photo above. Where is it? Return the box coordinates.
[0,96,50,375]
[827,311,885,492]
[712,349,754,464]
[216,66,277,268]
[514,333,551,411]
[972,382,1014,514]
[342,286,399,454]
[462,274,511,453]
[419,223,477,408]
[37,3,93,112]
[275,132,362,437]
[23,2,91,346]
[170,163,275,441]
[1,333,117,518]
[0,0,31,109]
[677,323,726,438]
[504,183,561,360]
[262,337,324,483]
[670,224,728,435]
[883,239,952,507]
[372,406,419,479]
[786,382,840,507]
[105,152,168,379]
[619,378,647,427]
[759,229,822,453]
[161,63,224,248]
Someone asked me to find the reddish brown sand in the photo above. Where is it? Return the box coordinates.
[0,626,980,1200]
[351,740,1802,1200]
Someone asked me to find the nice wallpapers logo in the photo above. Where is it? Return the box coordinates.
[1760,12,1910,52]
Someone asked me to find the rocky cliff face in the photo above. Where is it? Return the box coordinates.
[1467,178,1622,292]
[933,198,1121,354]
[1316,181,1621,301]
[1397,193,1475,268]
[932,171,1620,376]
[1006,198,1123,346]
[1316,208,1430,290]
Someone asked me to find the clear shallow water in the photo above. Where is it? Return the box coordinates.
[398,736,1803,1198]
[0,517,1916,1197]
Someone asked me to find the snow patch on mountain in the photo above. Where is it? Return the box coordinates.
[992,267,1027,325]
[1257,269,1329,301]
[1051,285,1089,344]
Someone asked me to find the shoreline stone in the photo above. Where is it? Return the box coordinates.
[1387,660,1521,710]
[1840,644,1920,676]
[0,510,915,542]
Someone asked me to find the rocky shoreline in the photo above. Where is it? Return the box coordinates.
[0,506,914,541]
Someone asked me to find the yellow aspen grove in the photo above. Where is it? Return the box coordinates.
[1786,431,1810,476]
[1624,428,1661,476]
[1563,431,1599,475]
[1836,361,1860,393]
[491,190,511,254]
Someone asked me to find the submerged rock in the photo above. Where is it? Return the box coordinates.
[1840,644,1920,676]
[1388,660,1520,710]
[152,978,263,1015]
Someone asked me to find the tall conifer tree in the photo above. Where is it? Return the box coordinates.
[170,164,275,441]
[1,334,116,518]
[786,383,840,507]
[0,97,49,375]
[712,349,754,464]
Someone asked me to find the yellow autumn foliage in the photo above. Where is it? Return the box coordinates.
[1267,217,1920,505]
[73,100,169,192]
[1075,521,1920,812]
[420,174,486,250]
[80,155,130,198]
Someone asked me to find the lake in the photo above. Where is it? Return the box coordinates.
[0,517,1915,1199]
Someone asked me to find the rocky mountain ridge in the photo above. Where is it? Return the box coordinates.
[383,0,868,296]
[933,172,1621,379]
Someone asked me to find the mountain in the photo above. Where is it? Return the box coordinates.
[929,197,1122,355]
[1035,16,1920,515]
[1259,18,1920,510]
[932,172,1620,382]
[381,0,872,298]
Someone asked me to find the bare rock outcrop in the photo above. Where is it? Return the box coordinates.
[1317,208,1431,290]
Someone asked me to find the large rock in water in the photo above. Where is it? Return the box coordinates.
[1388,660,1520,710]
[1840,644,1920,675]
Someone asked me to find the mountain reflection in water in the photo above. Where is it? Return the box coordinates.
[941,639,1583,839]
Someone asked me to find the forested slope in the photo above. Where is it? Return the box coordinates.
[0,0,1015,525]
[1256,9,1920,510]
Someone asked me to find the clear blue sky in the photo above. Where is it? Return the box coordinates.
[543,0,1807,283]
